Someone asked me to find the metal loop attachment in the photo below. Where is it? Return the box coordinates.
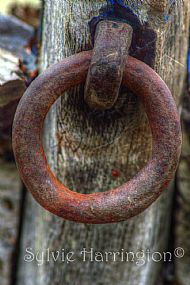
[84,20,133,110]
[12,51,181,224]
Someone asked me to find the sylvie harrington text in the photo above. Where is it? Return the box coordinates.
[24,247,184,266]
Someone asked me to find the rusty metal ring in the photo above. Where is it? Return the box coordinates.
[12,51,181,224]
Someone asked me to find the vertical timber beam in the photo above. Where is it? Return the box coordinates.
[175,88,190,285]
[17,1,189,285]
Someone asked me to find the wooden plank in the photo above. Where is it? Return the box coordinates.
[17,1,189,285]
[175,88,190,285]
[0,14,34,285]
[0,14,34,107]
[0,161,21,285]
[0,14,35,157]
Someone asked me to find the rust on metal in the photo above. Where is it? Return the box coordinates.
[89,3,157,67]
[84,20,133,110]
[12,51,182,224]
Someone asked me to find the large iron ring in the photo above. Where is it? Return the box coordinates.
[12,51,181,224]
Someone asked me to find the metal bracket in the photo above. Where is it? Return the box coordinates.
[84,1,157,110]
[84,20,133,110]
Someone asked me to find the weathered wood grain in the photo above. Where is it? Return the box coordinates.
[0,14,34,285]
[0,160,21,285]
[17,1,189,285]
[175,88,190,285]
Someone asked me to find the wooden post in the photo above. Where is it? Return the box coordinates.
[175,87,190,284]
[17,1,190,284]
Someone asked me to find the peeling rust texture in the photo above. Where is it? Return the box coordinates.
[84,20,133,110]
[12,51,182,224]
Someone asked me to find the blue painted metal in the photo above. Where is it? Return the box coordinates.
[107,0,123,5]
[90,0,141,37]
[104,1,139,22]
